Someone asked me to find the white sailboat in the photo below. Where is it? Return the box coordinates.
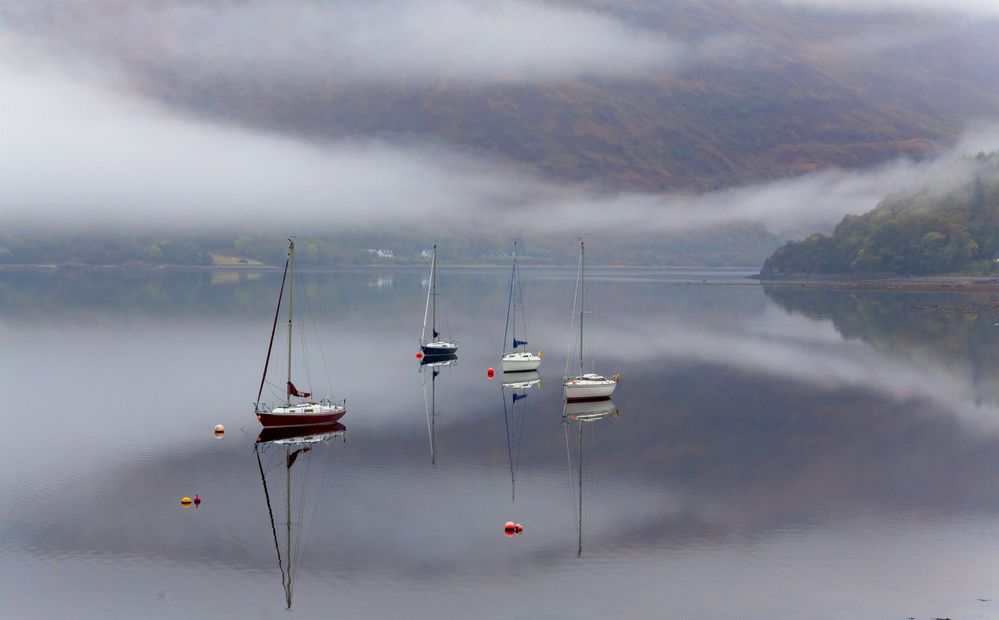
[255,239,345,427]
[501,240,542,373]
[563,239,619,402]
[420,242,457,357]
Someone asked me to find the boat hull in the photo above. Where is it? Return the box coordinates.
[563,376,617,402]
[257,407,346,428]
[500,353,541,373]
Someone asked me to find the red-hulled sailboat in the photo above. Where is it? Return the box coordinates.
[254,239,345,427]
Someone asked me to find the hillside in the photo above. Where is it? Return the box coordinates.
[761,152,999,276]
[10,0,999,192]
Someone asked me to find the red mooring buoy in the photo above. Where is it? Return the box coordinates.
[193,495,201,507]
[487,368,495,378]
[515,523,524,534]
[416,351,424,360]
[504,521,516,536]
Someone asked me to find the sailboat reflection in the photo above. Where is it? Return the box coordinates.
[420,353,457,464]
[563,399,620,556]
[501,370,541,502]
[500,370,542,390]
[254,422,346,609]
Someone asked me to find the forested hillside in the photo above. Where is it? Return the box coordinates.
[761,153,999,276]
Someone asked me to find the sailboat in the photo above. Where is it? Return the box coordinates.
[421,353,456,464]
[255,422,346,609]
[563,239,619,402]
[563,399,619,556]
[501,240,542,373]
[254,239,346,428]
[420,242,457,357]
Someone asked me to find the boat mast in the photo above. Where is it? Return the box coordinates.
[421,245,433,345]
[512,241,517,349]
[432,243,438,340]
[286,239,295,406]
[257,254,289,408]
[503,241,516,355]
[579,239,584,377]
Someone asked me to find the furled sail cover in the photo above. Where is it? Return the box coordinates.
[513,339,528,348]
[287,381,312,398]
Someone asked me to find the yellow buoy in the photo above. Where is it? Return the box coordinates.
[180,496,192,506]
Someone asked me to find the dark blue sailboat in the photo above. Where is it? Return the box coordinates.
[420,242,457,357]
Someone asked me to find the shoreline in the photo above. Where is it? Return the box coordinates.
[0,262,761,273]
[757,274,999,292]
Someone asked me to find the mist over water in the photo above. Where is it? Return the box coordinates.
[3,267,999,618]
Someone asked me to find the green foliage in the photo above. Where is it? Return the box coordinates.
[762,152,999,275]
[0,223,784,268]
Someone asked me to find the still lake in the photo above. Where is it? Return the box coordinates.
[4,266,999,619]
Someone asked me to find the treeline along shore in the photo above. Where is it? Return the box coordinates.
[761,152,999,279]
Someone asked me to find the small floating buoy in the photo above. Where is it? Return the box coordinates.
[515,523,523,534]
[416,351,424,360]
[487,368,495,378]
[193,495,201,507]
[180,497,192,507]
[504,521,516,536]
[214,424,225,438]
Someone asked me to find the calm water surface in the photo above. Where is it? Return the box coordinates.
[4,266,999,619]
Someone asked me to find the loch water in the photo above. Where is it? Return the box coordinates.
[4,266,999,619]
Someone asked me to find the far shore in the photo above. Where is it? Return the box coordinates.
[756,273,999,292]
[0,262,760,272]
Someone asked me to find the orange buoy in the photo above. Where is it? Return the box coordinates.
[193,495,201,507]
[416,351,424,360]
[180,497,192,507]
[487,368,495,378]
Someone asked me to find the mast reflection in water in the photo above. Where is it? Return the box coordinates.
[254,423,347,609]
[563,399,620,557]
[421,354,456,464]
[501,370,542,502]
